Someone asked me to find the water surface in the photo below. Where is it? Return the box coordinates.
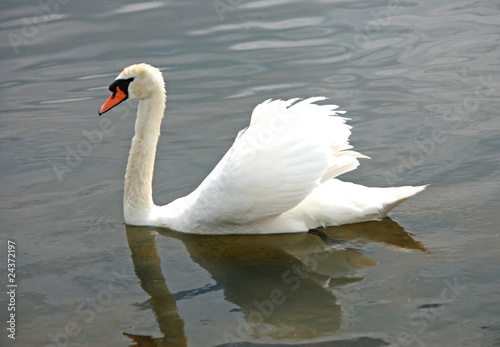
[1,0,499,346]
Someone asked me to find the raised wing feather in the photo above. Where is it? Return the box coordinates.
[185,98,365,225]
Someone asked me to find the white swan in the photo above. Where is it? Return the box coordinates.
[98,63,425,234]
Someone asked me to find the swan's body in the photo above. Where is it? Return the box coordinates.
[99,63,425,234]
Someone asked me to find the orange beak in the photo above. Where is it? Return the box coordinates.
[98,86,128,115]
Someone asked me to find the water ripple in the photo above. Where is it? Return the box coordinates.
[189,17,324,35]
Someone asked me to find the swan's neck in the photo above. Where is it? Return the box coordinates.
[124,89,166,224]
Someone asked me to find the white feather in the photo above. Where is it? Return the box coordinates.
[154,98,424,234]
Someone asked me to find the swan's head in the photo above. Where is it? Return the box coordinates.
[98,63,165,115]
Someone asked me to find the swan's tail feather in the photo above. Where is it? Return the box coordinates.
[287,181,427,229]
[379,184,428,215]
[352,184,428,223]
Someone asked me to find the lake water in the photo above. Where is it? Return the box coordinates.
[1,0,500,346]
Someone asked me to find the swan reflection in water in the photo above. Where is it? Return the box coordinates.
[123,218,426,346]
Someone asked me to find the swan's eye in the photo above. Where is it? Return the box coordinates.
[108,77,134,96]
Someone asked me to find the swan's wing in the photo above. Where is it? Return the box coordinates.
[186,98,367,225]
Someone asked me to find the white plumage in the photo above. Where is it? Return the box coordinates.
[99,63,425,234]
